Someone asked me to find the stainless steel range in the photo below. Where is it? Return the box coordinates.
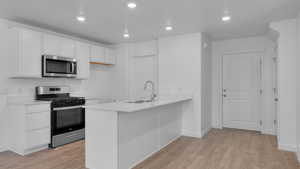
[36,86,85,148]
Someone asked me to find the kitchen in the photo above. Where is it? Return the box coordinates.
[0,0,300,169]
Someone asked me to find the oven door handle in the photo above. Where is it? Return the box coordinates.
[71,63,74,74]
[53,105,84,111]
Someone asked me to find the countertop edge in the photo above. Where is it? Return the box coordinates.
[85,97,192,113]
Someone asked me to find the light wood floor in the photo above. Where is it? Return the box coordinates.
[0,129,299,169]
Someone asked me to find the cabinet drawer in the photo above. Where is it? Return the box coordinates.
[26,104,50,113]
[26,112,50,131]
[26,128,50,149]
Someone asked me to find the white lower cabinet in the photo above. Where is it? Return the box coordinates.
[26,128,50,149]
[26,112,50,131]
[7,103,50,155]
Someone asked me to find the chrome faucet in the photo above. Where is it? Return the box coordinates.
[144,80,156,101]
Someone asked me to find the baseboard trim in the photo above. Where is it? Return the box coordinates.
[201,127,211,137]
[0,146,7,152]
[261,129,276,136]
[212,125,222,129]
[278,143,297,152]
[182,130,202,138]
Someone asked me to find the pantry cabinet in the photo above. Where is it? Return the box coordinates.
[75,41,90,79]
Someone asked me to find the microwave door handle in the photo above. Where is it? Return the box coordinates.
[71,63,74,73]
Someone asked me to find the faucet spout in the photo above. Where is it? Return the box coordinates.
[144,80,156,101]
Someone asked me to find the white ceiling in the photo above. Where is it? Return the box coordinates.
[0,0,299,44]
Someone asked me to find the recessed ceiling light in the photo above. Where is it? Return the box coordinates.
[127,2,137,9]
[222,15,231,22]
[165,26,173,31]
[123,33,130,38]
[76,16,86,22]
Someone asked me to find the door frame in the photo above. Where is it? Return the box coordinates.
[220,50,264,132]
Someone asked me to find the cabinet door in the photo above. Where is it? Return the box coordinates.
[90,45,105,63]
[18,29,42,78]
[75,41,90,79]
[105,48,116,65]
[60,37,75,58]
[25,128,50,149]
[42,34,60,55]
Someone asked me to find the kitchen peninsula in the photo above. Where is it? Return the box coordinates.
[85,96,192,169]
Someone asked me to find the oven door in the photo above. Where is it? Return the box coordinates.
[52,106,85,136]
[43,55,77,78]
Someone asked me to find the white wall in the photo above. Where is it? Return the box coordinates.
[201,34,212,135]
[158,33,203,137]
[128,41,158,100]
[111,41,158,101]
[0,20,115,151]
[270,19,297,152]
[111,44,130,100]
[211,36,277,135]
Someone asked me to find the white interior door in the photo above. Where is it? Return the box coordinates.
[222,52,261,131]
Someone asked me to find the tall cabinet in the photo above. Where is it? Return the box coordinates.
[75,41,90,79]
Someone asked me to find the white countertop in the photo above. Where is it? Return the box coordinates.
[6,95,51,105]
[85,96,192,112]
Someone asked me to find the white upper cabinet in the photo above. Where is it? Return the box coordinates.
[42,33,75,58]
[90,45,105,63]
[90,45,116,65]
[60,37,75,58]
[75,41,90,79]
[42,34,60,55]
[10,28,42,78]
[131,41,157,57]
[105,48,116,65]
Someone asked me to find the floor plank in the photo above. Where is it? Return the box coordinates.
[0,129,299,169]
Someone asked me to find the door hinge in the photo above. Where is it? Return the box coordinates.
[260,89,263,95]
[260,120,263,126]
[273,88,278,94]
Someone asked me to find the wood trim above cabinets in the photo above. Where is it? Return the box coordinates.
[89,62,114,66]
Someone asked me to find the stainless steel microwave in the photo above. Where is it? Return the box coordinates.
[42,55,77,78]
